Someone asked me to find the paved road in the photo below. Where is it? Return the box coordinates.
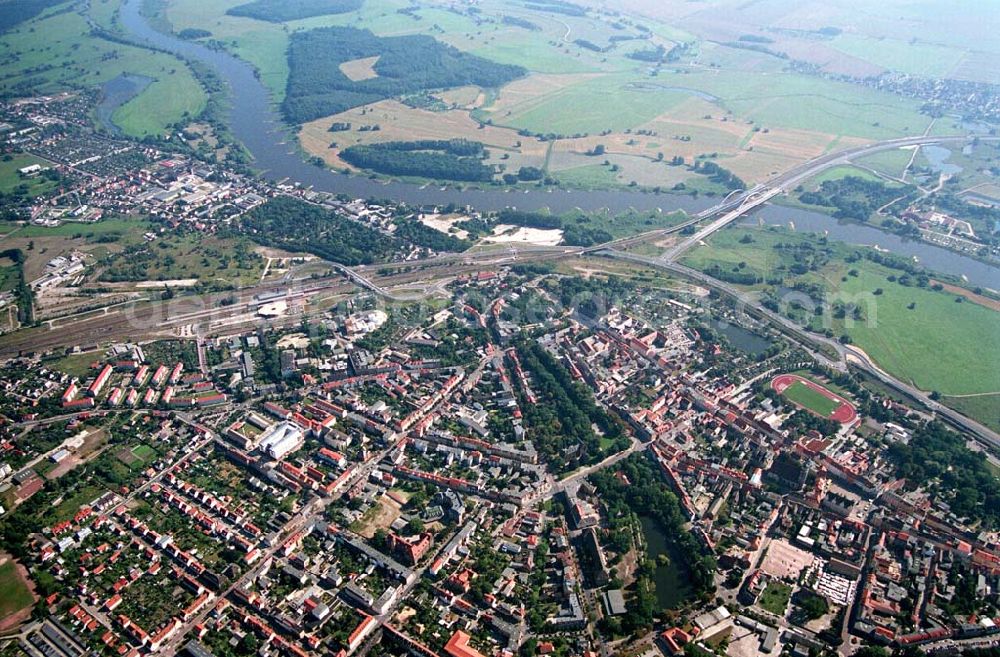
[659,134,1000,262]
[5,133,997,448]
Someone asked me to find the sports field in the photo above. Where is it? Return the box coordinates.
[0,558,34,629]
[772,374,857,424]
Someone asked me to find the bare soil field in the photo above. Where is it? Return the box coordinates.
[419,213,470,239]
[484,225,563,246]
[356,495,402,539]
[774,40,885,78]
[0,555,36,632]
[483,72,606,123]
[299,99,548,170]
[35,289,144,322]
[936,281,1000,312]
[950,51,1000,85]
[5,235,114,283]
[633,100,868,182]
[339,55,380,82]
[435,85,484,109]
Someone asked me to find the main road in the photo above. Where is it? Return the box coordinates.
[6,133,997,448]
[598,250,1000,454]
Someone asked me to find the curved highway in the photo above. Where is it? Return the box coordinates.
[598,249,1000,452]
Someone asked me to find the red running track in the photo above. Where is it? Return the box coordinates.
[771,374,857,425]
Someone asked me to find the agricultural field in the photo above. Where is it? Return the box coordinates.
[828,35,967,78]
[621,0,1000,79]
[298,99,548,174]
[940,393,1000,434]
[0,0,206,136]
[145,0,969,189]
[682,225,1000,402]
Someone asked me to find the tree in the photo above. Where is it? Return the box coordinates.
[798,593,829,620]
[853,647,888,657]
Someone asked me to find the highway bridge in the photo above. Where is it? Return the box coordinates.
[596,133,1000,262]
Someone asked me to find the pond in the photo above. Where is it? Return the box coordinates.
[710,320,773,356]
[640,515,695,610]
[921,145,963,176]
[96,73,153,136]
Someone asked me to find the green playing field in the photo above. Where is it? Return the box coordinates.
[781,380,840,417]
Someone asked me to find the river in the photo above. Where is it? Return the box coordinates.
[743,205,1000,290]
[116,0,714,215]
[117,0,999,287]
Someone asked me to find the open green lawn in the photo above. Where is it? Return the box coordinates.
[0,3,205,136]
[759,581,792,616]
[820,263,1000,396]
[229,29,290,100]
[853,148,915,179]
[47,352,102,378]
[2,217,154,240]
[679,226,790,286]
[572,208,687,240]
[0,155,59,197]
[805,165,887,188]
[683,226,1000,398]
[130,444,157,462]
[49,484,108,524]
[555,164,622,190]
[97,232,265,285]
[941,394,1000,434]
[0,263,19,293]
[0,560,34,622]
[781,380,840,417]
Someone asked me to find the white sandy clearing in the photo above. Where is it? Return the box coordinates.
[483,224,563,246]
[419,213,470,240]
[134,279,198,288]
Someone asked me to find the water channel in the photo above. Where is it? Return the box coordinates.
[639,515,695,610]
